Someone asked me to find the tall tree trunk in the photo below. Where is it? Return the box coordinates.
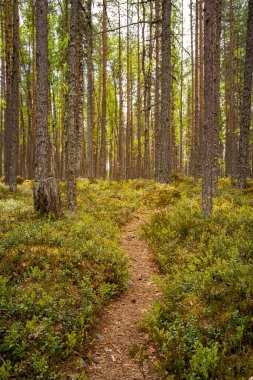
[66,0,78,210]
[154,0,160,180]
[75,11,84,178]
[126,0,131,179]
[61,0,69,180]
[179,0,184,173]
[86,0,94,179]
[9,0,19,191]
[189,0,195,176]
[100,0,107,179]
[159,0,171,183]
[199,0,204,176]
[4,0,11,183]
[31,0,36,178]
[202,0,221,215]
[34,0,61,215]
[117,1,124,179]
[193,0,199,180]
[144,1,153,179]
[136,0,142,178]
[20,93,26,178]
[0,1,4,178]
[211,0,222,195]
[237,0,253,188]
[228,0,236,179]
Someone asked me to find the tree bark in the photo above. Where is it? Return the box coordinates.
[154,0,160,180]
[202,0,221,215]
[158,0,171,183]
[126,0,131,179]
[179,0,184,173]
[189,0,195,177]
[75,8,84,178]
[136,0,142,178]
[211,0,222,196]
[66,0,78,210]
[34,0,61,215]
[117,1,124,179]
[100,0,107,179]
[0,1,4,178]
[4,0,11,183]
[199,0,204,176]
[9,0,20,191]
[86,0,94,179]
[237,0,253,188]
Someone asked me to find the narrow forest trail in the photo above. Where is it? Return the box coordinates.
[87,211,162,380]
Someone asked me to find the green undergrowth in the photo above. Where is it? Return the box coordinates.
[0,178,174,379]
[142,181,253,379]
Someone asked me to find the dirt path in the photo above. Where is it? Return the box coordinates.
[87,211,161,380]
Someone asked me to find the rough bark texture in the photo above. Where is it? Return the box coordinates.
[154,0,160,180]
[60,0,69,181]
[4,0,11,183]
[211,0,222,195]
[75,9,84,178]
[159,0,171,183]
[31,0,36,179]
[86,0,94,179]
[193,0,199,180]
[136,0,142,178]
[202,0,213,215]
[179,0,183,173]
[66,0,78,210]
[100,0,107,179]
[0,2,4,178]
[202,0,221,215]
[237,0,253,189]
[126,0,131,179]
[34,0,61,215]
[143,2,153,179]
[226,0,236,179]
[117,3,124,179]
[189,0,195,177]
[9,0,19,192]
[199,0,204,176]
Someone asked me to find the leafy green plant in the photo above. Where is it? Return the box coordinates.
[143,184,253,379]
[0,179,156,378]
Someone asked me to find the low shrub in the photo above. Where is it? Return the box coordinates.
[0,179,155,378]
[141,184,181,208]
[143,190,253,379]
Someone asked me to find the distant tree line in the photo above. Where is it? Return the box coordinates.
[0,0,252,215]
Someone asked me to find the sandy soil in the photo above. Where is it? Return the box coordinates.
[87,211,162,380]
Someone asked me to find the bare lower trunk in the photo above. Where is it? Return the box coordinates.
[34,177,61,213]
[202,0,221,215]
[34,0,61,215]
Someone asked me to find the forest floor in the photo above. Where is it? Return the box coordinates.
[88,210,162,380]
[2,178,252,379]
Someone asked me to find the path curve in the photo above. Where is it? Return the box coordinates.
[87,211,161,380]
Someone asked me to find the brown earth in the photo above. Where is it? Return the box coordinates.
[87,211,162,380]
